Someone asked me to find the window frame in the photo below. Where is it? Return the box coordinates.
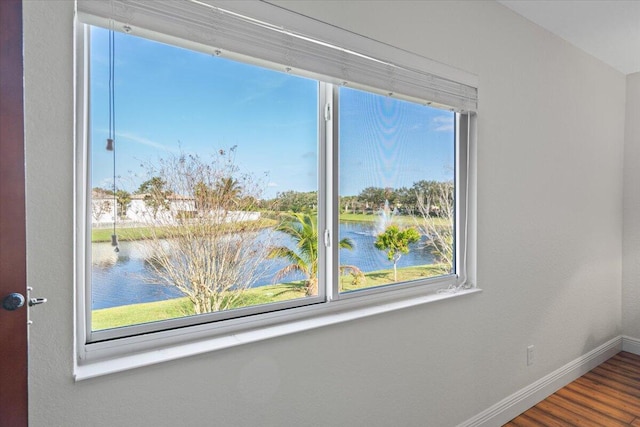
[74,2,478,379]
[81,24,329,344]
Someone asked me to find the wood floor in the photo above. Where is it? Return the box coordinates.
[505,351,640,426]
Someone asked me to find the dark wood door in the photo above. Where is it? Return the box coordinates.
[0,0,29,426]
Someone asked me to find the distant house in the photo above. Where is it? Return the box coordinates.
[126,193,197,224]
[91,192,261,226]
[90,189,116,226]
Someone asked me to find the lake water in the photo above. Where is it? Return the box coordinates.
[91,222,436,309]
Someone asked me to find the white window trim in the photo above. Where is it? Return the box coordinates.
[76,285,481,380]
[73,0,479,380]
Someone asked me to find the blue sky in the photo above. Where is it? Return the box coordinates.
[90,27,454,199]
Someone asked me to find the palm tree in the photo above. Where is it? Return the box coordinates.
[267,213,357,296]
[217,177,242,203]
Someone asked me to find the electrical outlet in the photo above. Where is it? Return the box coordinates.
[527,345,535,366]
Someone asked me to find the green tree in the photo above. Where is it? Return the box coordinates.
[340,195,360,214]
[392,186,412,214]
[374,225,420,282]
[358,186,387,211]
[216,176,242,203]
[412,180,452,217]
[137,176,171,220]
[274,190,317,213]
[267,213,356,296]
[115,190,131,219]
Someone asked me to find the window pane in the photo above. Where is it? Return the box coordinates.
[89,27,318,331]
[338,87,455,293]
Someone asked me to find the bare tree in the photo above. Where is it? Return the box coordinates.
[138,148,274,314]
[91,188,113,223]
[91,200,112,223]
[415,181,454,275]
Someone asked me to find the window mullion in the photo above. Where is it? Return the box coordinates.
[455,112,472,288]
[321,83,339,301]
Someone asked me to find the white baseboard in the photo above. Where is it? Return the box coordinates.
[458,336,623,427]
[622,335,640,355]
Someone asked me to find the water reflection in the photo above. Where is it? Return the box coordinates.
[91,222,435,309]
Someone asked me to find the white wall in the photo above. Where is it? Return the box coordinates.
[24,1,625,426]
[623,72,640,339]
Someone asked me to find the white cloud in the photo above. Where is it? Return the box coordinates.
[116,131,179,153]
[431,115,454,132]
[96,177,114,190]
[234,78,286,106]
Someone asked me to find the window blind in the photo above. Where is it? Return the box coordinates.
[77,0,478,112]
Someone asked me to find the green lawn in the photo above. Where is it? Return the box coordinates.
[92,281,307,330]
[339,264,446,291]
[92,264,447,330]
[339,212,449,227]
[93,214,448,242]
[91,218,278,243]
[92,226,164,243]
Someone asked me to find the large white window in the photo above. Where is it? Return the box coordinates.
[75,0,477,376]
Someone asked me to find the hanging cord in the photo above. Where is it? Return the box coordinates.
[108,28,119,252]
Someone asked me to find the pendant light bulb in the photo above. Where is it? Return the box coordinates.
[111,233,119,247]
[106,138,114,151]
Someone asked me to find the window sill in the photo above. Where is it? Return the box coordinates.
[74,286,481,381]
